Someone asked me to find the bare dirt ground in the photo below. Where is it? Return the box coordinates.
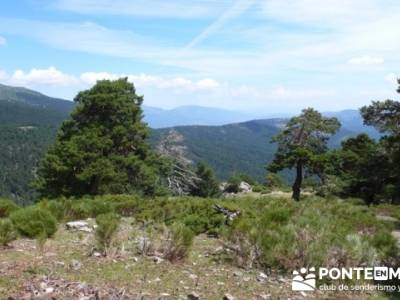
[0,218,387,300]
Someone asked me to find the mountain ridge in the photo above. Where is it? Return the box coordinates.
[0,83,380,201]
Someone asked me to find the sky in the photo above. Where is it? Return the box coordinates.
[0,0,399,114]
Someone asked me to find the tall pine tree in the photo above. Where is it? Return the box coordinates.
[268,108,340,200]
[35,79,163,198]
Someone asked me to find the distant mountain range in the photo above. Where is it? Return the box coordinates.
[0,83,379,202]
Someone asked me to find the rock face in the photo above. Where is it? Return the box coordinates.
[65,221,93,233]
[238,181,252,193]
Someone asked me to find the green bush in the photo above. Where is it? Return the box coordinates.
[95,213,120,253]
[165,222,194,262]
[0,199,19,218]
[37,199,65,221]
[223,197,398,272]
[10,207,57,238]
[265,173,286,190]
[0,219,17,246]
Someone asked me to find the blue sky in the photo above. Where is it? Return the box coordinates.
[0,0,399,114]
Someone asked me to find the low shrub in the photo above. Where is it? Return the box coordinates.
[164,222,194,262]
[37,199,65,221]
[10,207,57,238]
[95,213,120,254]
[0,219,17,246]
[223,197,398,273]
[0,199,19,218]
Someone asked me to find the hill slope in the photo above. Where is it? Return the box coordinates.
[0,83,379,201]
[0,83,74,126]
[150,117,373,180]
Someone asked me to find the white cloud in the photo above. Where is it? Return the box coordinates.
[8,67,79,86]
[0,18,175,61]
[54,0,228,18]
[0,36,5,45]
[80,72,220,92]
[1,68,221,94]
[348,55,384,65]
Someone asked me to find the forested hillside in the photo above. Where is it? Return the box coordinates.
[0,126,56,204]
[0,83,379,202]
[150,118,374,180]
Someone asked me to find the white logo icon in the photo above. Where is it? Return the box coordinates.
[292,267,316,291]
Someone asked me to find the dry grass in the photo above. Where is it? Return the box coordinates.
[0,217,392,300]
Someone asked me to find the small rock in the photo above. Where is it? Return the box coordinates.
[259,294,270,299]
[152,256,164,264]
[65,221,93,232]
[243,276,251,282]
[300,292,307,297]
[238,181,252,193]
[154,277,161,282]
[132,256,139,262]
[257,272,268,282]
[40,282,47,290]
[223,293,235,300]
[44,287,54,294]
[160,292,170,297]
[214,246,223,253]
[217,282,224,285]
[233,271,243,277]
[70,259,82,271]
[189,274,198,280]
[187,291,199,300]
[93,251,102,257]
[77,282,88,290]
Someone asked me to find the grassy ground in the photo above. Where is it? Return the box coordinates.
[0,195,398,299]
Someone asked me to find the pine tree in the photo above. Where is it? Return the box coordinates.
[191,162,220,198]
[34,78,163,198]
[268,108,340,200]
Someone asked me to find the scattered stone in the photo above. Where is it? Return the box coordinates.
[259,294,269,299]
[238,181,252,193]
[160,293,170,297]
[93,251,102,257]
[223,293,235,300]
[65,221,93,232]
[278,277,286,283]
[214,246,223,253]
[132,256,139,262]
[70,259,82,271]
[300,291,307,297]
[217,281,224,286]
[233,271,243,277]
[44,287,54,294]
[257,272,268,282]
[152,256,164,264]
[243,276,251,282]
[189,274,198,280]
[187,291,200,300]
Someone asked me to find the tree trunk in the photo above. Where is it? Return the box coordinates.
[292,161,303,201]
